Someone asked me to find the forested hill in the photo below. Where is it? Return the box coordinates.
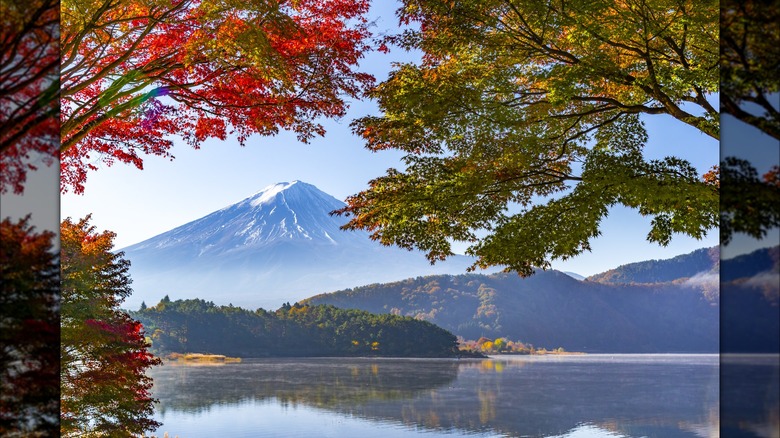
[304,270,718,353]
[721,245,779,281]
[131,298,464,358]
[587,246,719,284]
[721,246,780,353]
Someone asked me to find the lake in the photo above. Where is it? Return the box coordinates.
[148,354,719,438]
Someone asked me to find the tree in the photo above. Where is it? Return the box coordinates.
[60,216,161,437]
[336,0,719,275]
[0,0,59,195]
[1,3,60,430]
[721,0,780,140]
[0,217,59,435]
[720,0,780,244]
[60,0,373,194]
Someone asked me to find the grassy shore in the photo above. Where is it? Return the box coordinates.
[165,352,242,363]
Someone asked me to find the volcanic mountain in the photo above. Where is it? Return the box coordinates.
[120,181,479,310]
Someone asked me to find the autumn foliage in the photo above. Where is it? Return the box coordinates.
[0,0,59,195]
[720,0,780,244]
[60,216,161,436]
[339,0,719,275]
[61,0,373,194]
[721,0,780,140]
[0,217,59,435]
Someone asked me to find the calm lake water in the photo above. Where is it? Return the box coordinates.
[148,354,720,438]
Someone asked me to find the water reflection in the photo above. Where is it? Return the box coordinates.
[149,355,719,437]
[720,354,780,438]
[152,358,459,415]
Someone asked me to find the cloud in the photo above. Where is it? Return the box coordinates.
[683,271,719,290]
[742,271,780,304]
[744,271,780,290]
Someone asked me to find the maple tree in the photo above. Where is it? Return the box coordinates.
[721,0,780,140]
[60,216,162,436]
[60,0,373,194]
[336,0,720,275]
[720,0,780,244]
[0,217,59,435]
[0,0,59,195]
[1,3,60,431]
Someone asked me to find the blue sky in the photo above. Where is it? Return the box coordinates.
[59,2,724,277]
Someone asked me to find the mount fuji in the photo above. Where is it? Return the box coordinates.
[120,181,482,310]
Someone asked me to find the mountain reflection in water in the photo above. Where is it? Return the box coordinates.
[148,355,719,438]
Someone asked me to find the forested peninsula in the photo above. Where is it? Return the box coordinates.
[131,298,478,358]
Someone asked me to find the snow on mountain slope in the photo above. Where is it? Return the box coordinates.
[125,181,366,253]
[120,181,481,310]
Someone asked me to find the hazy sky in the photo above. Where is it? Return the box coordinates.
[0,153,59,235]
[60,2,723,277]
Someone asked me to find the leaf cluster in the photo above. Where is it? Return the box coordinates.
[720,158,780,245]
[721,0,780,140]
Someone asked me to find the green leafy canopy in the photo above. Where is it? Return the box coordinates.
[337,0,719,275]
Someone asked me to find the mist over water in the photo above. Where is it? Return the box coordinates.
[148,355,720,438]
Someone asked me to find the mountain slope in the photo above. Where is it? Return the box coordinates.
[120,181,480,310]
[125,181,356,255]
[721,245,779,353]
[304,268,719,353]
[587,246,719,284]
[721,245,779,282]
[306,245,780,353]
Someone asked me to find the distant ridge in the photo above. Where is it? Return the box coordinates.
[562,271,585,281]
[305,245,780,354]
[721,245,779,281]
[304,267,719,353]
[587,246,719,284]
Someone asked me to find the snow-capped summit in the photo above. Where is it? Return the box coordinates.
[120,181,480,310]
[125,180,358,256]
[248,181,298,207]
